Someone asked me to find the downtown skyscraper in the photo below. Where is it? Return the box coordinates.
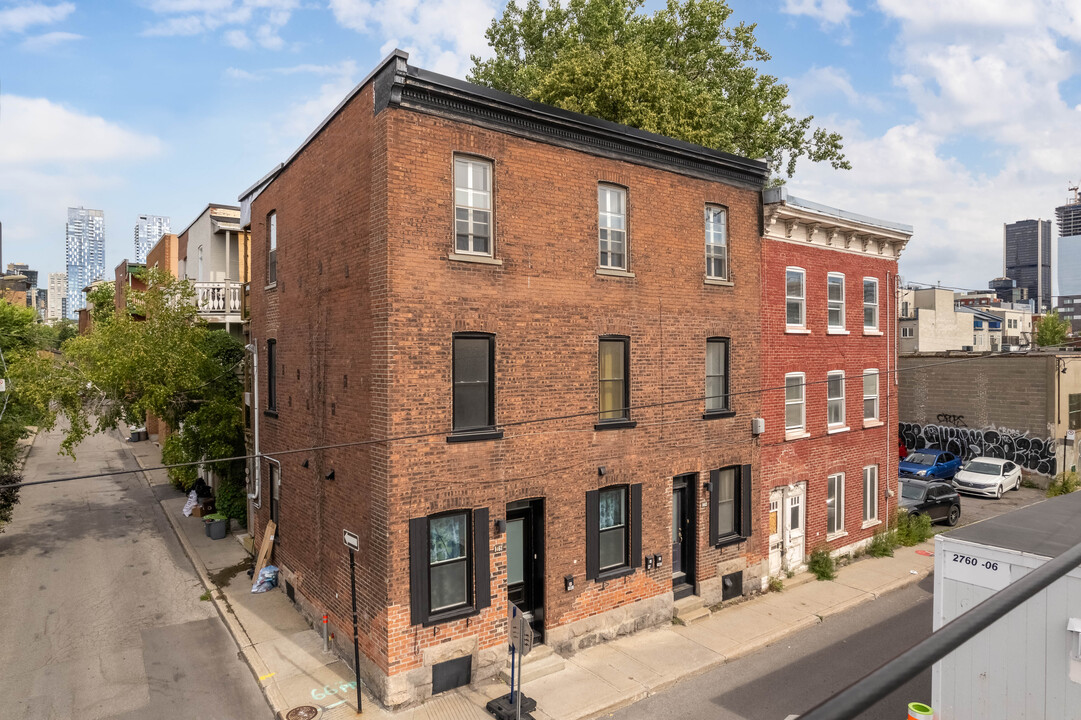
[1004,218,1052,312]
[133,214,170,264]
[66,207,105,318]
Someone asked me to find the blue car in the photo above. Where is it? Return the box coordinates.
[900,449,962,480]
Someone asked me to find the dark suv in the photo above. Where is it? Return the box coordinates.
[899,478,961,526]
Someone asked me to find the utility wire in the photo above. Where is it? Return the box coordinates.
[0,351,1015,491]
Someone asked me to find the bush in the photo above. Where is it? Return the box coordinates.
[1046,471,1078,497]
[215,470,247,527]
[868,527,896,557]
[895,511,933,546]
[768,576,784,593]
[808,546,836,580]
[162,434,197,492]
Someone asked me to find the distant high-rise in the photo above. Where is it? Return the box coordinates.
[1057,186,1081,297]
[6,262,38,307]
[1004,218,1052,313]
[47,272,67,321]
[133,214,170,264]
[66,207,105,318]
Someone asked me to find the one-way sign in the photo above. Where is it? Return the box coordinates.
[343,529,359,551]
[508,603,534,657]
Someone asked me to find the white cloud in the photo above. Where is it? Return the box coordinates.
[223,28,251,47]
[141,0,295,45]
[263,59,359,150]
[787,66,886,112]
[781,0,854,26]
[225,66,259,80]
[329,0,497,78]
[20,30,82,50]
[0,1,74,34]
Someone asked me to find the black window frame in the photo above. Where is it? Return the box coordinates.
[408,507,491,626]
[709,464,752,547]
[704,337,733,418]
[596,335,635,430]
[265,339,277,415]
[585,484,642,582]
[267,210,277,286]
[448,333,502,442]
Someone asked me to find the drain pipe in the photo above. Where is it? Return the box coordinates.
[246,341,261,509]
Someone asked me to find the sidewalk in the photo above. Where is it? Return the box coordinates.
[122,429,934,720]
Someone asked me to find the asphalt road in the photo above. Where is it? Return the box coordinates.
[610,577,935,720]
[0,428,272,720]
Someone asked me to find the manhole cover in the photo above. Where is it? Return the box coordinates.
[285,707,320,720]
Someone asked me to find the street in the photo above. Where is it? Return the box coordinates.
[610,578,935,720]
[0,428,272,720]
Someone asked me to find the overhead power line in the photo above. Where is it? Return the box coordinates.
[0,351,1012,491]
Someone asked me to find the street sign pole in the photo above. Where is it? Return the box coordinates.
[516,618,523,720]
[349,548,362,714]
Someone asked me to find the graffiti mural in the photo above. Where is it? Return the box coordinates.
[899,423,1057,476]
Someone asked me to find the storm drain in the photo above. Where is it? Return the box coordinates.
[285,706,320,720]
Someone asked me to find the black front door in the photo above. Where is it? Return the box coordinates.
[506,499,544,640]
[672,474,696,599]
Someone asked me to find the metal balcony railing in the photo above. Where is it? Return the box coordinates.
[193,281,242,316]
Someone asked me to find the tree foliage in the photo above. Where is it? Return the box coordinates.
[469,0,849,179]
[1035,310,1071,347]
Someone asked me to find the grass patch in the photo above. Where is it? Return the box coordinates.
[199,589,211,601]
[1046,471,1079,497]
[808,546,836,581]
[767,576,784,593]
[895,511,933,546]
[868,527,896,557]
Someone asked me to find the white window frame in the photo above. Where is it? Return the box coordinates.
[827,472,845,536]
[863,369,879,422]
[267,211,277,286]
[901,326,914,338]
[827,273,846,331]
[598,185,627,270]
[785,372,806,435]
[454,157,493,257]
[786,267,806,330]
[705,205,728,280]
[862,465,878,525]
[827,370,846,429]
[863,277,879,331]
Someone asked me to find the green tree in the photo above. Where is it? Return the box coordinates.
[1036,310,1071,347]
[469,0,849,179]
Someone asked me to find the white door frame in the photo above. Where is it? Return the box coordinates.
[768,483,807,578]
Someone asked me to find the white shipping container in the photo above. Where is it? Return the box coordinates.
[932,491,1081,719]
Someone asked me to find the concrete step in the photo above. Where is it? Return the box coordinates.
[499,644,566,685]
[673,595,710,624]
[677,606,711,624]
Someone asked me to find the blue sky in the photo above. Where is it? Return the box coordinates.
[2,0,1081,297]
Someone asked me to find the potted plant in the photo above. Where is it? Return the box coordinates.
[204,513,230,540]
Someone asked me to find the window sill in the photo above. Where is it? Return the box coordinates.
[446,429,504,443]
[827,328,850,335]
[827,531,849,542]
[863,329,883,336]
[422,605,480,627]
[595,419,637,431]
[596,268,635,279]
[827,426,850,435]
[785,327,811,335]
[862,519,882,530]
[704,278,734,287]
[264,282,277,291]
[715,534,747,549]
[702,409,736,420]
[597,565,635,582]
[785,430,810,441]
[863,419,884,429]
[263,410,279,418]
[448,252,503,266]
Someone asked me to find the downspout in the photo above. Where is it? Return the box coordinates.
[885,271,895,525]
[247,340,261,509]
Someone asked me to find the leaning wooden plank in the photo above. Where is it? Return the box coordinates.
[253,519,277,582]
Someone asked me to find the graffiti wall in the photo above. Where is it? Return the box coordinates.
[899,423,1057,476]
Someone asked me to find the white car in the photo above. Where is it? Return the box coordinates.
[951,457,1022,499]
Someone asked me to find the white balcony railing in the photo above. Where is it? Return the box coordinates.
[194,281,242,317]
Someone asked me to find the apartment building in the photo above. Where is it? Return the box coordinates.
[241,51,770,706]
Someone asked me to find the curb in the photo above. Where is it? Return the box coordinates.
[123,439,287,720]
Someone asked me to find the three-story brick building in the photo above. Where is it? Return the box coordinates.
[240,51,772,706]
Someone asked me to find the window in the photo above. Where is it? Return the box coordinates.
[786,268,805,328]
[598,337,630,423]
[705,338,729,413]
[266,339,277,412]
[828,273,845,329]
[598,185,627,269]
[454,157,492,256]
[705,205,728,280]
[709,465,752,545]
[863,370,879,421]
[785,373,805,433]
[827,371,845,427]
[267,211,277,285]
[408,508,491,625]
[1070,394,1081,430]
[452,334,495,433]
[902,326,914,338]
[827,473,845,535]
[586,484,641,580]
[863,278,878,330]
[862,465,878,523]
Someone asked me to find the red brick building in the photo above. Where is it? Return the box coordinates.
[759,188,912,576]
[239,51,772,706]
